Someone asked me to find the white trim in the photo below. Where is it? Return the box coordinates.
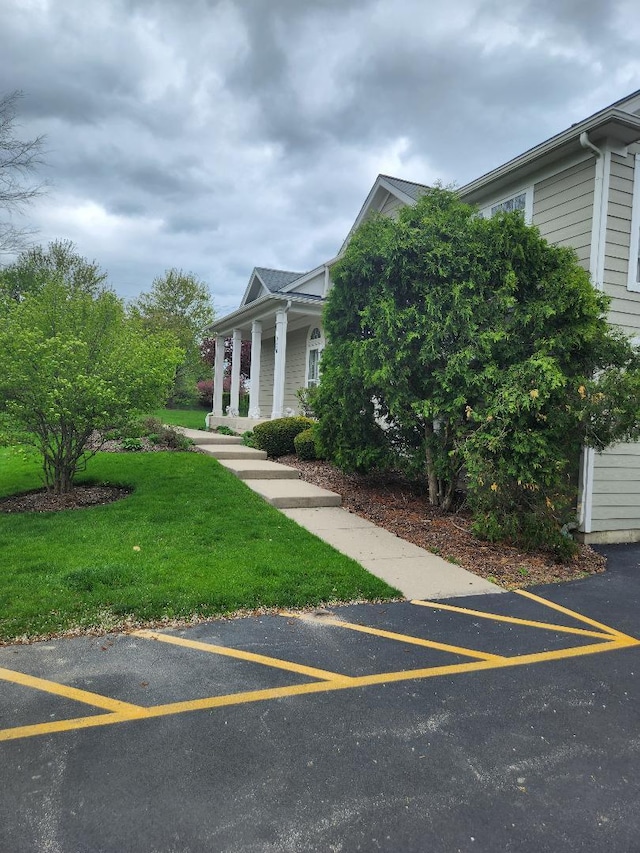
[479,186,533,223]
[627,153,640,293]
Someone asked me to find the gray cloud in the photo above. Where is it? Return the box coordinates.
[0,0,638,316]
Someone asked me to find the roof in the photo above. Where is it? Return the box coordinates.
[379,175,430,201]
[207,290,324,336]
[254,267,304,293]
[459,98,640,203]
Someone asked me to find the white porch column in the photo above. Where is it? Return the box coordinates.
[248,320,262,418]
[229,328,242,415]
[212,335,225,417]
[271,307,288,419]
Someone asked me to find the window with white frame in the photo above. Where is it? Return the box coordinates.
[480,187,533,224]
[628,153,640,293]
[306,326,324,387]
[491,192,526,215]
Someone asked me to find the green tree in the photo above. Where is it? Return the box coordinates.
[316,188,640,556]
[0,239,107,309]
[130,268,214,406]
[0,277,182,494]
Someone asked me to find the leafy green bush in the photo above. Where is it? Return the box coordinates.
[253,416,314,457]
[294,425,325,461]
[464,436,580,562]
[121,438,144,451]
[215,425,238,436]
[140,416,163,435]
[139,418,192,450]
[242,430,258,448]
[156,426,192,450]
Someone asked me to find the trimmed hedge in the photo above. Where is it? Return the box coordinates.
[253,416,314,457]
[294,427,317,460]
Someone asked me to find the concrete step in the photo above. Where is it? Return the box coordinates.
[176,427,242,445]
[198,445,268,460]
[218,459,300,480]
[244,479,342,509]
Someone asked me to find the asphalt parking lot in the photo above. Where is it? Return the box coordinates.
[1,543,639,853]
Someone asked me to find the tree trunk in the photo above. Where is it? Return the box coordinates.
[424,422,440,506]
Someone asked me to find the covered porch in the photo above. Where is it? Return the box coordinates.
[205,292,324,429]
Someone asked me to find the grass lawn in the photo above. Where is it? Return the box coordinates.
[0,449,398,642]
[149,407,209,430]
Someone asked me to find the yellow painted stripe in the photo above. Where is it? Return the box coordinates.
[514,589,638,641]
[0,712,133,742]
[132,630,352,683]
[0,666,148,716]
[3,637,636,742]
[410,599,613,640]
[281,612,505,661]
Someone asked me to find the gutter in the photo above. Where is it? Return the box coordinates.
[459,108,640,201]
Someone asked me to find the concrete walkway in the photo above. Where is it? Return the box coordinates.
[180,427,501,600]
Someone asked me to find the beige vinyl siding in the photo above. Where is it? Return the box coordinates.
[257,328,309,415]
[591,444,640,533]
[380,193,404,219]
[603,152,640,334]
[589,153,640,537]
[532,158,595,269]
[258,336,275,415]
[527,154,640,539]
[283,327,308,412]
[290,272,325,297]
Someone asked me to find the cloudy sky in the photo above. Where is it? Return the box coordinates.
[1,0,639,316]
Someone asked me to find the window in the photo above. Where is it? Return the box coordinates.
[306,326,324,387]
[481,187,533,224]
[307,348,320,386]
[491,192,526,215]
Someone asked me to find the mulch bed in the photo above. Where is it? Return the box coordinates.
[0,484,131,513]
[0,431,193,514]
[279,455,607,589]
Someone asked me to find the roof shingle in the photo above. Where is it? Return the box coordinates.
[255,267,305,292]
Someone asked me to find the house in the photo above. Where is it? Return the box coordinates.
[207,90,640,544]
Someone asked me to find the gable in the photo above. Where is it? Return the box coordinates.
[339,173,430,254]
[242,273,268,305]
[240,267,305,307]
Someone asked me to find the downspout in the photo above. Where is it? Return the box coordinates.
[577,132,609,534]
[579,130,601,160]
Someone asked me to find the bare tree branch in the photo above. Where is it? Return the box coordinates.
[0,91,46,254]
